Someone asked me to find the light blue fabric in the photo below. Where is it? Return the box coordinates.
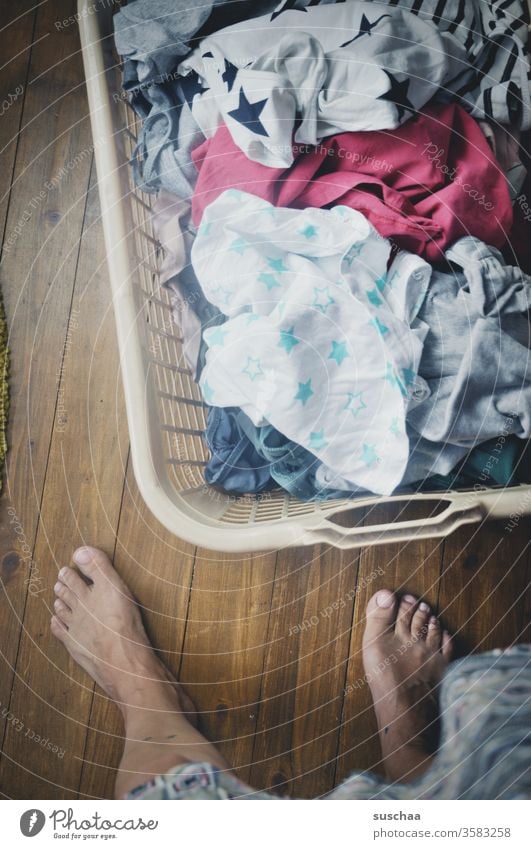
[408,236,531,449]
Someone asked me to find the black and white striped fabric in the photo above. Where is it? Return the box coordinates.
[270,0,531,127]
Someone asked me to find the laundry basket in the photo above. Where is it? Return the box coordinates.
[78,0,531,552]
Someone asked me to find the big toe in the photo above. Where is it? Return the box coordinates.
[364,590,397,643]
[73,546,116,583]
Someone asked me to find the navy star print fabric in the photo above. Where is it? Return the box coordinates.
[177,0,531,168]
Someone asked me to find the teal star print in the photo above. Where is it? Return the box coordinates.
[312,287,335,314]
[202,381,215,403]
[361,443,379,468]
[308,430,328,451]
[198,221,212,237]
[402,367,416,386]
[387,270,400,288]
[375,274,387,293]
[267,257,288,273]
[370,317,389,336]
[207,327,228,346]
[294,379,314,406]
[346,242,364,263]
[278,327,299,354]
[385,363,396,386]
[389,417,401,436]
[211,286,232,306]
[385,363,407,397]
[267,256,289,274]
[246,312,260,324]
[229,237,248,255]
[300,224,318,239]
[329,340,349,365]
[242,357,264,381]
[259,272,281,291]
[367,288,382,307]
[344,392,367,418]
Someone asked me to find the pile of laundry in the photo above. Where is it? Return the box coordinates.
[114,0,531,499]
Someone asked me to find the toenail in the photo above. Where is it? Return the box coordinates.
[419,602,430,612]
[375,590,394,608]
[59,567,68,578]
[429,616,438,625]
[403,594,416,604]
[54,582,62,594]
[74,547,93,565]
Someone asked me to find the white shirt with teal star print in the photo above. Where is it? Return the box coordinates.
[194,190,432,495]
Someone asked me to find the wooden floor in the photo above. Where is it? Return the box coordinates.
[0,1,530,800]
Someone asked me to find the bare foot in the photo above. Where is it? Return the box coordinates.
[51,546,196,723]
[362,589,453,783]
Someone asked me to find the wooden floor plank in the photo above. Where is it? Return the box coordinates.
[0,0,97,784]
[0,0,38,753]
[437,518,531,657]
[176,546,278,784]
[248,545,361,798]
[0,1,36,239]
[77,462,196,799]
[0,152,129,797]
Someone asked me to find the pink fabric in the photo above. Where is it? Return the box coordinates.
[191,103,512,262]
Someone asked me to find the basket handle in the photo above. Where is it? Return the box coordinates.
[304,500,485,549]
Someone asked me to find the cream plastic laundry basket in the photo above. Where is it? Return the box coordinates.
[78,0,531,552]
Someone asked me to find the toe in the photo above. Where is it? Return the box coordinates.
[58,566,88,599]
[441,630,453,661]
[426,615,442,649]
[54,580,77,609]
[54,598,71,624]
[411,601,431,640]
[395,593,417,638]
[364,590,397,641]
[73,546,115,582]
[50,614,68,639]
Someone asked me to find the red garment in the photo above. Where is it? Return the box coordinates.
[191,103,512,262]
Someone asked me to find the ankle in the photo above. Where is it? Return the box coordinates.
[110,659,178,713]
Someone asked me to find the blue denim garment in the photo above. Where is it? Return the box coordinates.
[204,408,350,500]
[203,407,274,494]
[204,407,531,498]
[256,427,347,500]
